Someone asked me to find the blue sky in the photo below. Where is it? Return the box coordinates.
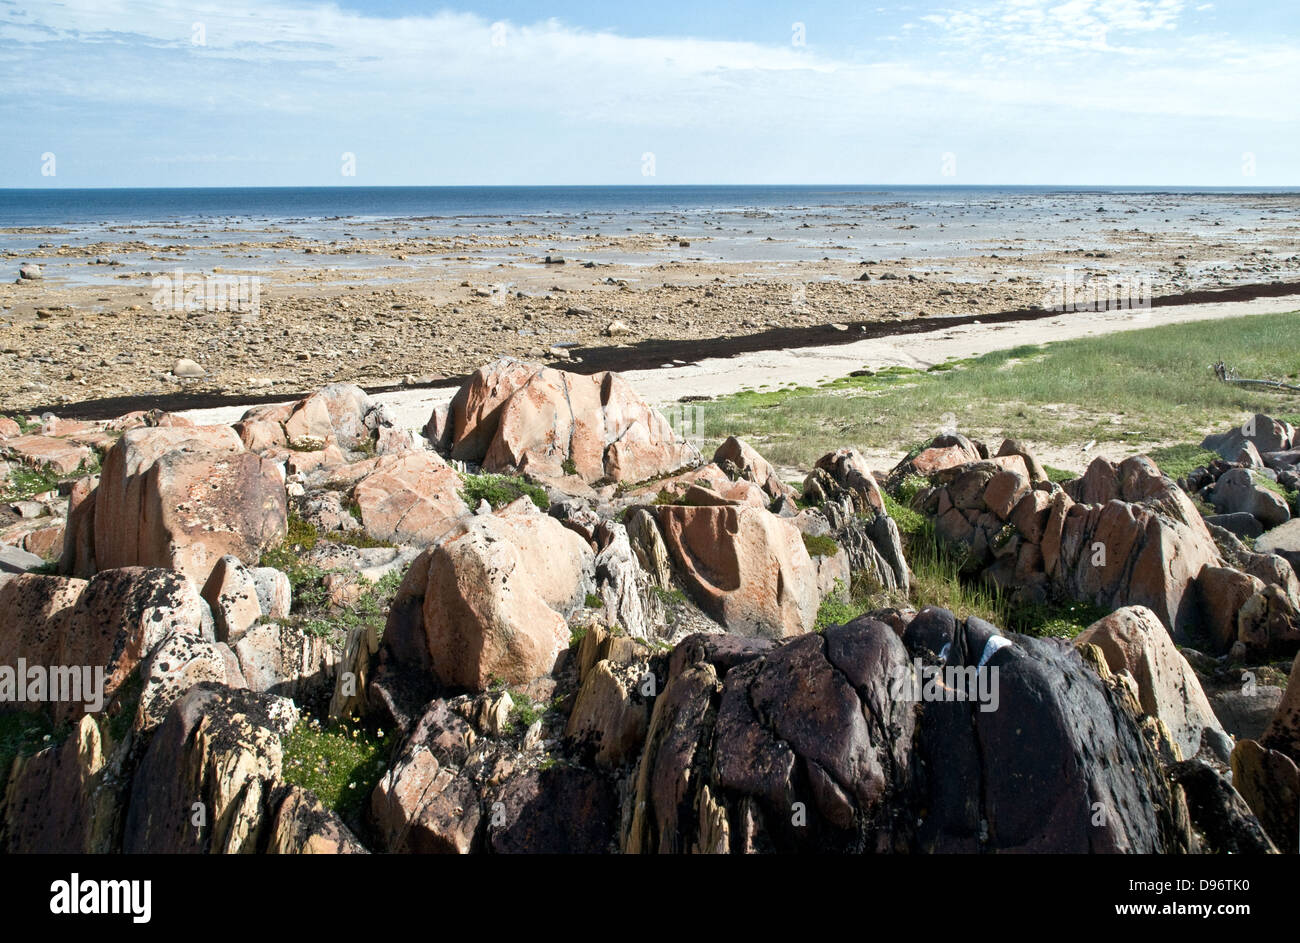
[2,0,1296,186]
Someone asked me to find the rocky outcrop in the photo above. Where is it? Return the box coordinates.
[624,608,1194,853]
[122,683,299,853]
[233,622,340,702]
[714,436,798,504]
[905,444,1233,645]
[437,359,698,485]
[0,567,213,724]
[0,715,119,853]
[1202,413,1295,462]
[655,503,820,638]
[1230,739,1298,854]
[266,787,367,854]
[61,425,287,585]
[241,383,379,452]
[1075,606,1230,762]
[1,434,93,476]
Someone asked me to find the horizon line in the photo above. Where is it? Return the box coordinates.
[2,182,1298,193]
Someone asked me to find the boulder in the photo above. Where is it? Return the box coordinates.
[443,359,698,485]
[1196,566,1264,653]
[201,555,264,642]
[592,523,660,639]
[1075,606,1230,762]
[64,425,286,585]
[135,631,246,732]
[487,767,618,854]
[624,507,673,588]
[389,500,595,690]
[1167,760,1277,853]
[1210,468,1291,529]
[1204,512,1265,539]
[1261,655,1300,763]
[995,438,1049,484]
[637,463,768,507]
[627,613,1192,853]
[352,451,469,545]
[2,434,93,475]
[715,437,798,504]
[1230,738,1299,853]
[807,447,886,514]
[0,567,211,724]
[1257,518,1300,573]
[1202,414,1294,460]
[0,544,45,575]
[266,786,367,854]
[233,622,340,701]
[0,714,118,853]
[886,434,983,487]
[1211,684,1283,742]
[565,654,653,768]
[233,419,286,452]
[655,504,820,638]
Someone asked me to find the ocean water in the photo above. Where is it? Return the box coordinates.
[2,184,1296,227]
[2,185,1296,282]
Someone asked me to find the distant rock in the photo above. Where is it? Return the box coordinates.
[173,358,206,379]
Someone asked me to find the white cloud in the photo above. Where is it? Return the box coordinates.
[0,0,1295,185]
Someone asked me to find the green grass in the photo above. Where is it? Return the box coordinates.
[651,586,688,608]
[1,465,61,502]
[881,491,925,536]
[690,311,1300,468]
[259,510,403,641]
[1005,598,1110,638]
[3,415,40,435]
[323,528,395,550]
[808,502,1105,638]
[281,712,391,830]
[459,473,549,512]
[903,525,1009,627]
[1146,444,1219,481]
[1043,465,1077,483]
[506,692,547,734]
[814,579,863,632]
[297,568,403,639]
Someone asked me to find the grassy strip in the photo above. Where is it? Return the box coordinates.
[694,310,1300,468]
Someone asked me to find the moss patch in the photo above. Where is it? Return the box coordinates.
[801,533,840,558]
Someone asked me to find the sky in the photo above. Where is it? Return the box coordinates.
[1,0,1297,187]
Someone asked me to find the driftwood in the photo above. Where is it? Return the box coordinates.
[1213,361,1300,393]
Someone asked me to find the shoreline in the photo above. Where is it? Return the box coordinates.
[164,285,1300,432]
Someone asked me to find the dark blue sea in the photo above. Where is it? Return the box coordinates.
[1,185,1295,228]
